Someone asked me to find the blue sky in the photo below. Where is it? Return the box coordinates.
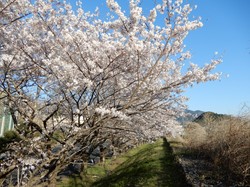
[184,0,250,115]
[69,0,250,115]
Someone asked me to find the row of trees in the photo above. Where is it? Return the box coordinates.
[0,0,221,185]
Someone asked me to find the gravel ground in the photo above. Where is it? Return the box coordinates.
[177,155,246,187]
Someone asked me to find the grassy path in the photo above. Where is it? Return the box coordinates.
[93,138,189,187]
[60,138,190,187]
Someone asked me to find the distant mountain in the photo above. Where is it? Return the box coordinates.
[193,112,231,126]
[186,110,204,117]
[178,109,204,123]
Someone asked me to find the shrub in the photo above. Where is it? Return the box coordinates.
[206,118,250,184]
[183,116,250,185]
[0,130,21,152]
[183,122,207,151]
[3,130,20,141]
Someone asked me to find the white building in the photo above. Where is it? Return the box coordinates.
[0,107,14,137]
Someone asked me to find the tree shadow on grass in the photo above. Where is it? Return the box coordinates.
[92,138,191,187]
[92,144,160,187]
[158,138,191,187]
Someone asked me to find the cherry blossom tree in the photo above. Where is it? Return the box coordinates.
[0,0,221,185]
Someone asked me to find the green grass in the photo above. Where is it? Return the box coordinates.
[59,138,190,187]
